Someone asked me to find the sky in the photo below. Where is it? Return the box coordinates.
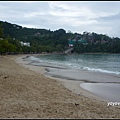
[0,1,120,38]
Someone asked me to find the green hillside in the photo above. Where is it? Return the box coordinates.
[0,20,120,54]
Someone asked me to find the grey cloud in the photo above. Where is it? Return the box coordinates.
[1,1,120,37]
[51,5,65,12]
[0,1,50,13]
[94,13,120,22]
[84,2,120,13]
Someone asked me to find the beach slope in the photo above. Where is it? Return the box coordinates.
[0,55,120,118]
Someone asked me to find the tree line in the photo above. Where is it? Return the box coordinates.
[73,40,120,53]
[0,20,120,55]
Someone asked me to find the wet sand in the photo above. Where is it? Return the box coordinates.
[44,67,120,102]
[45,67,120,83]
[0,54,120,118]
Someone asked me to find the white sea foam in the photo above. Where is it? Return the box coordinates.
[83,67,120,75]
[26,54,120,75]
[29,56,40,61]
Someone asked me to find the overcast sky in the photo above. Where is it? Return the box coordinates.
[0,1,120,38]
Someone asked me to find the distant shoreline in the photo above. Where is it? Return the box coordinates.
[1,51,120,56]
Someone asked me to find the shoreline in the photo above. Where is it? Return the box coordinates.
[15,54,109,102]
[16,54,120,102]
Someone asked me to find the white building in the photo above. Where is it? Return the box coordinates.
[21,41,30,47]
[0,38,3,40]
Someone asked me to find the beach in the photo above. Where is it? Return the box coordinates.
[0,54,120,118]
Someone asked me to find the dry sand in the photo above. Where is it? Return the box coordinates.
[0,54,120,118]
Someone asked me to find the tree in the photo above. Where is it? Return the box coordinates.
[0,22,4,38]
[56,44,64,52]
[0,39,16,54]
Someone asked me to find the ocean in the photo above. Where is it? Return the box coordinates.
[26,53,120,75]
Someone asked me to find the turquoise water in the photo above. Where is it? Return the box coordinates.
[28,53,120,75]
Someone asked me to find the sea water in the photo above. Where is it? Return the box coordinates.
[27,53,120,75]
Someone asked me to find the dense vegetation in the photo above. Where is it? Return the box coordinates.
[0,20,120,55]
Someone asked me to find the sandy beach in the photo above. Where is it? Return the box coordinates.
[0,54,120,118]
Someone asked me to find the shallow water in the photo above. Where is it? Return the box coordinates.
[80,83,120,102]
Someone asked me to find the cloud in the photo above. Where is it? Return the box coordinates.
[0,1,120,37]
[94,12,120,22]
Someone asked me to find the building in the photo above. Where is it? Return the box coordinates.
[0,38,3,40]
[68,38,88,47]
[78,38,88,45]
[20,41,30,47]
[68,39,75,47]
